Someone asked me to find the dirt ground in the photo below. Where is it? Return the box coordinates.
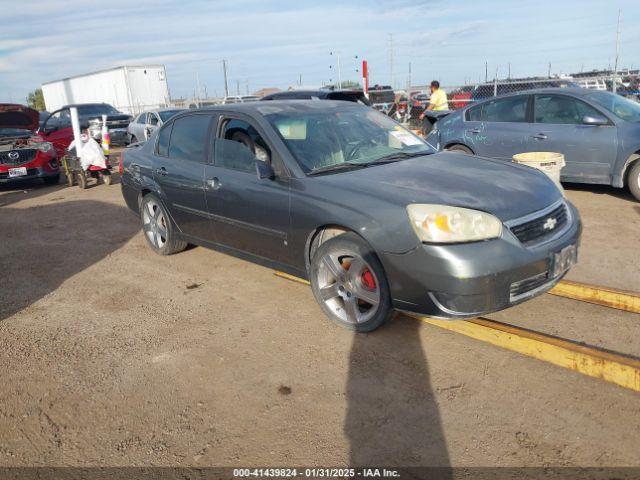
[0,172,639,469]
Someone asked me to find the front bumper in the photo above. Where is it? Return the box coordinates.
[0,166,59,184]
[380,202,582,319]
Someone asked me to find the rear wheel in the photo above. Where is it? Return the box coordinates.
[140,194,187,255]
[627,161,640,202]
[445,144,473,154]
[309,232,393,332]
[129,134,137,144]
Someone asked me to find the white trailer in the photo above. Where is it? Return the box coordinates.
[41,65,171,114]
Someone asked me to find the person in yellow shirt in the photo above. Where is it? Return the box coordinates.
[419,81,449,120]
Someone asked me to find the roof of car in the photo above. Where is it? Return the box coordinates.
[190,99,365,115]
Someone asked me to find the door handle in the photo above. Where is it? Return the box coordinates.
[156,167,168,176]
[531,133,548,140]
[467,128,481,134]
[206,177,221,190]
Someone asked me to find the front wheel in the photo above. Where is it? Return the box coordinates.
[140,194,187,255]
[309,232,393,332]
[627,162,640,202]
[445,144,473,154]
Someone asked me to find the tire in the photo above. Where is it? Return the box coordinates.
[140,194,187,255]
[129,135,137,145]
[445,144,473,154]
[628,161,640,202]
[43,174,60,185]
[309,232,393,332]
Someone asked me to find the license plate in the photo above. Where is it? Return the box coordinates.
[551,244,578,278]
[109,128,126,133]
[8,167,27,178]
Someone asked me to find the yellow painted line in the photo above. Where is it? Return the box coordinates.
[552,280,640,314]
[274,271,640,392]
[412,315,640,392]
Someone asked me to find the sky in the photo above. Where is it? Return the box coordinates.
[1,0,639,103]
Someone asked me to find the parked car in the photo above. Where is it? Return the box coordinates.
[0,104,60,185]
[38,103,132,157]
[368,85,396,116]
[120,101,581,332]
[261,89,370,105]
[426,88,640,200]
[127,108,185,143]
[222,95,260,104]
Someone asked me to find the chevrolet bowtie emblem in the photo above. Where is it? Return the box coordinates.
[543,217,557,230]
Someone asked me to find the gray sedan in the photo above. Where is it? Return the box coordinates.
[120,101,580,332]
[426,88,640,200]
[127,108,185,143]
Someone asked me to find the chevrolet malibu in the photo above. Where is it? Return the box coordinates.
[120,101,581,332]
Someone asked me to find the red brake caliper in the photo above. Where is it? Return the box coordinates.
[360,269,376,290]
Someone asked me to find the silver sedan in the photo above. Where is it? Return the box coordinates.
[127,108,185,143]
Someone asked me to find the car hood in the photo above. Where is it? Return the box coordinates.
[0,104,39,131]
[315,152,563,221]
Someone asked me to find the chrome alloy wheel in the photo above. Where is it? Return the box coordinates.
[142,199,168,249]
[316,251,381,324]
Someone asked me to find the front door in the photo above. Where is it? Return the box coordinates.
[204,114,291,264]
[463,94,531,160]
[529,94,617,182]
[152,113,214,241]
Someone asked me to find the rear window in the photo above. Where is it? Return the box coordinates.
[167,114,211,162]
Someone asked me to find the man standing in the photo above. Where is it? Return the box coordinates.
[419,80,449,120]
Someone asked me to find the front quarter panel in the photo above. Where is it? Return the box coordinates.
[288,178,421,272]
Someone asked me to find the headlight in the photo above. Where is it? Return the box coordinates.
[35,141,53,153]
[407,204,502,243]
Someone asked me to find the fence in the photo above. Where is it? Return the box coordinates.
[409,74,640,112]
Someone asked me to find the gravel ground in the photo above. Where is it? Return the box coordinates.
[0,174,638,468]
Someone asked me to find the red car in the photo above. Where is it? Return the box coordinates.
[0,104,59,185]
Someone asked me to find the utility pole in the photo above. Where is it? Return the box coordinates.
[245,80,249,96]
[196,72,201,107]
[236,79,240,96]
[613,9,622,93]
[329,51,342,89]
[485,61,488,82]
[389,34,394,88]
[407,62,412,91]
[548,62,551,78]
[508,62,511,79]
[222,59,229,98]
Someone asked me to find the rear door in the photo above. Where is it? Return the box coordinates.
[463,95,531,160]
[152,113,214,241]
[528,94,617,182]
[204,113,291,264]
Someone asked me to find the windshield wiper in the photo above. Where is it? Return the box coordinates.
[307,161,369,176]
[367,151,430,165]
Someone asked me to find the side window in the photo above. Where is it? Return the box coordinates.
[215,118,272,174]
[137,113,147,124]
[44,109,71,130]
[482,96,527,122]
[467,96,527,122]
[167,114,211,162]
[148,114,159,126]
[156,122,173,157]
[534,95,602,125]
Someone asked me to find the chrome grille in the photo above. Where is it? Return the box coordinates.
[509,203,569,246]
[510,272,550,301]
[0,149,38,165]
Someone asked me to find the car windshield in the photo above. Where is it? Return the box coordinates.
[584,91,640,122]
[158,110,184,122]
[77,104,119,115]
[265,106,435,174]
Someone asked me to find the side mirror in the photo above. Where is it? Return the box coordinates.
[582,114,608,126]
[256,159,275,180]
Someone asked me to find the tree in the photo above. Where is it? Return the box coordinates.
[26,88,46,111]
